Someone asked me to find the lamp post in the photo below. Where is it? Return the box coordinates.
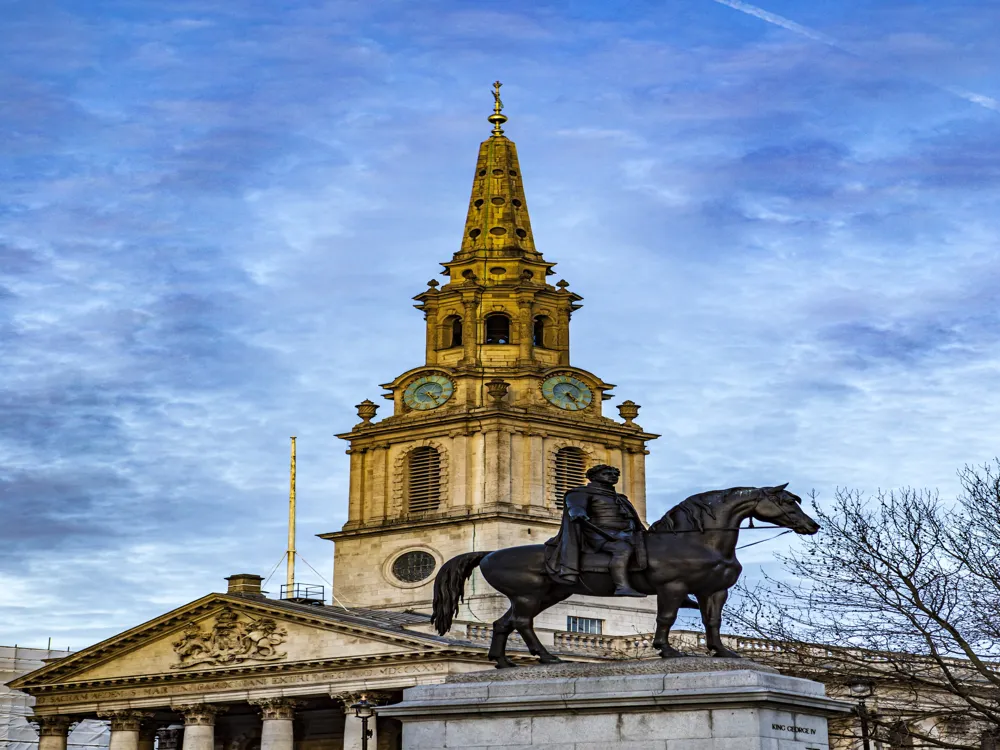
[849,680,875,750]
[350,696,375,750]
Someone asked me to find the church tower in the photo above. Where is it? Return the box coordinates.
[321,84,659,634]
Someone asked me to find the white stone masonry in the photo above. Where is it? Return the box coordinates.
[380,659,853,750]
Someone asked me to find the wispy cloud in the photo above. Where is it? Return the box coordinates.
[709,0,1000,112]
[1,0,998,647]
[710,0,842,46]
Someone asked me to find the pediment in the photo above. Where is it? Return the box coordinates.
[12,595,449,689]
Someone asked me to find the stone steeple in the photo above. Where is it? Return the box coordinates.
[457,81,539,260]
[323,85,659,633]
[417,82,574,372]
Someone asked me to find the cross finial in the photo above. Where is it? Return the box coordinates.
[488,80,508,136]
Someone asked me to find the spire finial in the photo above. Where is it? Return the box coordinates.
[488,80,508,136]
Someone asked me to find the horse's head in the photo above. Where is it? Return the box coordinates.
[751,483,820,535]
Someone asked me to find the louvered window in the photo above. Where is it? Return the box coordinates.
[407,447,441,513]
[553,447,587,509]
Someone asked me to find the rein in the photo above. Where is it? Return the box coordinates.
[736,529,793,549]
[644,524,795,551]
[650,524,786,533]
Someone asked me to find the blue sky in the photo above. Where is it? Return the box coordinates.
[2,0,998,648]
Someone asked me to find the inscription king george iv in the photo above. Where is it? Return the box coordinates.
[172,607,287,669]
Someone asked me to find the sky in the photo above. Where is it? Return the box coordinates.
[1,0,998,649]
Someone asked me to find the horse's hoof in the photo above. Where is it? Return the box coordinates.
[538,656,564,664]
[658,648,684,659]
[494,661,518,669]
[711,649,742,659]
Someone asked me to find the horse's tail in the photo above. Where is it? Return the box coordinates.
[431,551,491,635]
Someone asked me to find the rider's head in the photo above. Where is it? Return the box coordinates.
[587,464,620,484]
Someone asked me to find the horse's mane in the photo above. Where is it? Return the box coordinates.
[648,487,760,533]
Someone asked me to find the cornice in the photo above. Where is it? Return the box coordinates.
[11,594,456,692]
[380,685,854,720]
[22,647,492,696]
[339,408,658,444]
[322,508,561,540]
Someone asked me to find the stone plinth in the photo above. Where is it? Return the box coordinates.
[379,658,852,750]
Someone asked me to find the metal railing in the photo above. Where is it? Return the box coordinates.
[279,583,325,603]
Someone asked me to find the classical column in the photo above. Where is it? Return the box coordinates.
[250,698,297,750]
[31,715,74,750]
[178,704,222,750]
[137,721,158,750]
[99,711,151,750]
[557,305,571,366]
[516,295,534,365]
[460,295,479,367]
[423,298,439,365]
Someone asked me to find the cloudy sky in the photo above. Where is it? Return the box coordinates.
[2,0,998,648]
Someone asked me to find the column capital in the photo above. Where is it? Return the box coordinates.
[176,705,224,726]
[30,716,75,737]
[249,697,298,721]
[98,711,154,732]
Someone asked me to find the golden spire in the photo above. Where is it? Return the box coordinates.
[456,82,538,258]
[488,80,507,137]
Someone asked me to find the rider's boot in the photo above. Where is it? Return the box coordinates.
[610,553,646,597]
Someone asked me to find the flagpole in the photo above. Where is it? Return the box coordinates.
[287,436,296,595]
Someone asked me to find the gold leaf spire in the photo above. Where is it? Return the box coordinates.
[488,80,507,136]
[457,82,538,259]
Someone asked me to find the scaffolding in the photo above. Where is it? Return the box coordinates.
[1,646,109,750]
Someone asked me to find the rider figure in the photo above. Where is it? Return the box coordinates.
[544,464,647,597]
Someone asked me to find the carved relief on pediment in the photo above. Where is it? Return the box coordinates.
[171,607,287,669]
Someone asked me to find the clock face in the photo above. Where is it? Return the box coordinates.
[403,374,455,410]
[541,375,593,411]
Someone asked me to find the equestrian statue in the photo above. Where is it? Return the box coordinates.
[431,465,820,668]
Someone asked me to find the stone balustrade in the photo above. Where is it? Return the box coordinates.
[465,625,807,662]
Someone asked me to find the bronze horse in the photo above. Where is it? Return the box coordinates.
[432,484,819,668]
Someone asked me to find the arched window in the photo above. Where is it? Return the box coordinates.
[533,316,550,347]
[407,447,441,513]
[553,447,587,508]
[442,315,462,348]
[485,313,511,344]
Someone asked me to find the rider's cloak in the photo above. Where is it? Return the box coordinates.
[543,484,648,586]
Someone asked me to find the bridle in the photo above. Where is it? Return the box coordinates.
[752,490,806,530]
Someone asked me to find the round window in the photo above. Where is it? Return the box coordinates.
[392,551,436,583]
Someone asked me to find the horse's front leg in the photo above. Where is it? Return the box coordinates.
[700,588,741,658]
[652,584,688,658]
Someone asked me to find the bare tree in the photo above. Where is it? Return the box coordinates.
[733,461,1000,750]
